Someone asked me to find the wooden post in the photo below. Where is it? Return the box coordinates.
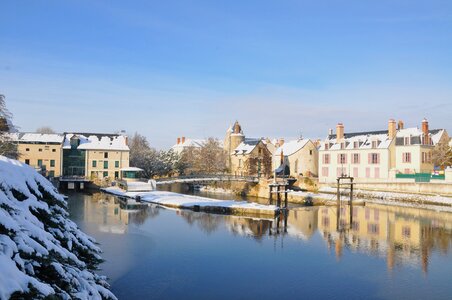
[349,177,354,226]
[276,185,281,208]
[284,187,288,209]
[336,178,340,231]
[269,185,273,205]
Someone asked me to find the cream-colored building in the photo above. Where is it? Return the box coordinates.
[394,120,449,174]
[14,133,64,178]
[62,133,129,180]
[273,138,318,177]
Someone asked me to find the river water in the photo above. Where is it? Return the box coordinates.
[66,189,452,300]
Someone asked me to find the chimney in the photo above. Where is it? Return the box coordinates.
[398,120,404,130]
[177,137,181,145]
[181,136,186,144]
[280,150,284,165]
[422,118,429,145]
[336,123,344,141]
[278,138,285,146]
[124,136,128,146]
[388,119,397,139]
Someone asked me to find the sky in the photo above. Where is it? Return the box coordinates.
[1,0,451,149]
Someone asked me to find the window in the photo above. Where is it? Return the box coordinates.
[369,153,379,164]
[353,167,358,178]
[368,224,379,234]
[404,137,410,145]
[322,167,329,177]
[92,160,97,167]
[103,161,108,169]
[340,143,345,150]
[103,171,108,178]
[115,161,119,168]
[402,152,411,163]
[48,170,55,177]
[402,226,411,238]
[374,167,380,178]
[353,141,359,149]
[52,149,56,152]
[25,159,30,165]
[26,148,30,152]
[337,153,347,164]
[309,150,313,155]
[37,159,43,167]
[38,148,42,152]
[422,152,430,163]
[371,141,379,148]
[114,171,119,179]
[104,152,108,159]
[337,167,346,177]
[50,160,55,167]
[352,153,360,164]
[323,154,330,164]
[45,146,49,150]
[324,143,329,150]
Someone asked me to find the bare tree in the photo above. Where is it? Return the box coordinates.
[0,94,18,158]
[432,142,452,170]
[198,138,227,174]
[36,126,56,134]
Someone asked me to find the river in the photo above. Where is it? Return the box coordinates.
[66,188,452,300]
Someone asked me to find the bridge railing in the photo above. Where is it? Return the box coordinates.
[155,174,260,183]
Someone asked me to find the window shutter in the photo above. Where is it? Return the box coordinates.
[377,153,380,164]
[337,154,341,164]
[358,154,360,164]
[368,153,371,164]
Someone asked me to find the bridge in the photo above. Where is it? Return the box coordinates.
[155,174,260,185]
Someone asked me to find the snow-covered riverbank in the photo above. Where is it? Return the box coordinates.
[102,187,279,216]
[0,156,116,299]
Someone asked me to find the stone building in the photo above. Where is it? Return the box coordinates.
[224,121,273,177]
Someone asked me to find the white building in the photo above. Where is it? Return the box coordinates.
[318,119,448,183]
[171,137,206,155]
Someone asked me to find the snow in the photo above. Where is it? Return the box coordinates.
[102,187,278,215]
[17,133,64,144]
[120,167,143,172]
[62,133,129,151]
[274,139,310,156]
[0,156,116,299]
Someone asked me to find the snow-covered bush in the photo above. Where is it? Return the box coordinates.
[0,156,116,299]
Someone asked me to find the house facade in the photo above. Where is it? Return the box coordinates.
[62,133,130,180]
[319,119,449,183]
[273,139,318,177]
[319,121,396,183]
[14,133,64,178]
[171,137,206,155]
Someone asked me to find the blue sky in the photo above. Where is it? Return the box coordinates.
[1,0,451,148]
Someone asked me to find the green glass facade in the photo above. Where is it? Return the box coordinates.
[63,149,86,177]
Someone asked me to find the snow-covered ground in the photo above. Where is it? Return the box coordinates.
[0,156,116,299]
[102,187,278,215]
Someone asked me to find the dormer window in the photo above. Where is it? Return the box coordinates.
[404,137,410,145]
[353,141,359,149]
[372,141,378,148]
[340,142,345,150]
[324,143,329,150]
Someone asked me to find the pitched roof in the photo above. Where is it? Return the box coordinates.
[274,139,310,156]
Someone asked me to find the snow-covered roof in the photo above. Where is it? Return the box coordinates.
[172,138,206,150]
[275,139,310,156]
[319,130,392,151]
[62,133,129,151]
[17,133,64,144]
[232,138,261,155]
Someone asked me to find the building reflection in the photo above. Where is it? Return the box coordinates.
[317,204,452,273]
[84,193,155,234]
